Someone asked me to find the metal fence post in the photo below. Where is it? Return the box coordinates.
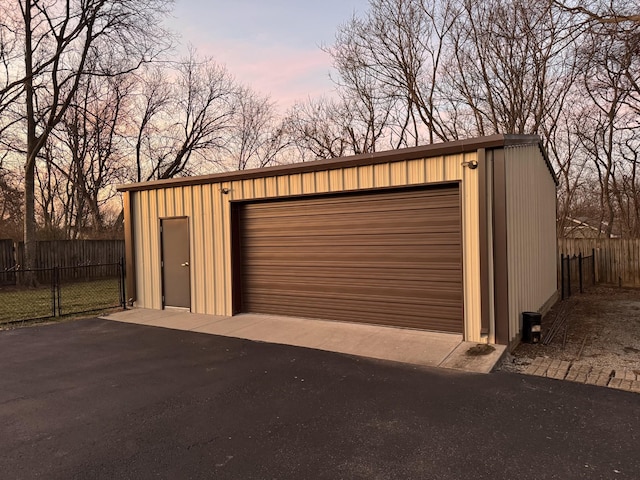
[51,267,57,317]
[567,255,572,298]
[560,253,565,300]
[579,252,583,293]
[120,256,126,309]
[54,266,62,317]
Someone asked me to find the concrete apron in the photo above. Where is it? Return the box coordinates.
[101,309,506,374]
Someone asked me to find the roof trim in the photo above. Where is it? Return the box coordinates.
[117,134,552,192]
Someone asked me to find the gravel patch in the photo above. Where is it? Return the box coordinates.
[499,286,640,376]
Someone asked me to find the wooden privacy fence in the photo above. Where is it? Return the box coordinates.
[0,239,14,285]
[0,240,125,278]
[558,238,640,287]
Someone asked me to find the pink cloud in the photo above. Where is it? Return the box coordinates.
[196,39,337,110]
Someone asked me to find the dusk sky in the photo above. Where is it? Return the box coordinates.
[166,0,371,109]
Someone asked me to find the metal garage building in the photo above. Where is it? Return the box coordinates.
[118,134,558,346]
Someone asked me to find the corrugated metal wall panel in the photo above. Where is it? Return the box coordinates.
[130,152,483,340]
[374,163,390,187]
[151,191,162,308]
[407,159,426,184]
[274,176,285,196]
[240,179,248,198]
[315,171,329,193]
[163,188,172,216]
[445,155,464,181]
[253,177,265,198]
[505,145,557,342]
[214,183,230,315]
[329,169,343,191]
[302,172,316,194]
[138,191,146,304]
[390,162,407,186]
[202,184,215,313]
[344,167,358,189]
[462,154,481,341]
[135,191,147,306]
[357,165,373,189]
[427,156,444,182]
[486,156,495,344]
[287,173,300,195]
[192,185,205,313]
[136,190,162,309]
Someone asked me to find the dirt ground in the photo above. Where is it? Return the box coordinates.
[500,286,640,375]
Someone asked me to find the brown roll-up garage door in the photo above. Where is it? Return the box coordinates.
[235,184,463,333]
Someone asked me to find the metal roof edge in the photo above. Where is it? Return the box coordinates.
[117,134,546,192]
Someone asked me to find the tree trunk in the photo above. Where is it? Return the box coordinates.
[22,0,38,285]
[23,160,37,276]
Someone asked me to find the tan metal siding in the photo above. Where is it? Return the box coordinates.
[329,169,343,191]
[253,177,265,198]
[485,156,496,343]
[201,184,216,313]
[461,152,481,341]
[238,186,463,332]
[505,145,557,342]
[374,163,390,186]
[427,156,444,181]
[130,152,483,340]
[344,167,358,190]
[388,162,410,187]
[192,185,205,313]
[216,183,231,315]
[133,190,160,309]
[408,159,426,184]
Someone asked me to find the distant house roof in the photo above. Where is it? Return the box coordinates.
[562,217,619,238]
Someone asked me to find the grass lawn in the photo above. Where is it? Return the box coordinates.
[0,278,122,324]
[0,286,54,323]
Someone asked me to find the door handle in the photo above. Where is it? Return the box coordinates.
[181,262,189,267]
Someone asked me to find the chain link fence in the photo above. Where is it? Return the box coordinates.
[0,260,126,325]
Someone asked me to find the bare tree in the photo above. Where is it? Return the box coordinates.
[0,156,23,241]
[322,0,623,238]
[446,0,580,136]
[547,106,591,237]
[0,6,24,144]
[6,0,170,275]
[284,97,356,160]
[574,18,640,237]
[143,52,237,180]
[324,0,582,145]
[226,86,289,170]
[552,1,640,25]
[329,0,459,145]
[51,71,132,237]
[129,66,171,182]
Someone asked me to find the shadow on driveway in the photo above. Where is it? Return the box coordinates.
[1,318,638,479]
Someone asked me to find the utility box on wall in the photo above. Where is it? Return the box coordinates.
[522,312,542,343]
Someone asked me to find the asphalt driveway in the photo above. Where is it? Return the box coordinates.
[1,319,638,479]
